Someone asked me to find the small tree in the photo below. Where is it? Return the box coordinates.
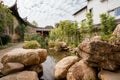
[80,21,86,41]
[100,13,117,35]
[15,24,27,41]
[86,13,94,37]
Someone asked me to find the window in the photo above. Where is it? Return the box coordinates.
[108,10,115,16]
[82,19,86,22]
[89,8,93,14]
[115,7,120,16]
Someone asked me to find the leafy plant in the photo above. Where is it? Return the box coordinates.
[49,20,79,47]
[15,24,27,41]
[100,13,117,35]
[23,40,40,49]
[0,34,11,45]
[86,13,94,37]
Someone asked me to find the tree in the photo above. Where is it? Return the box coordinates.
[32,21,38,26]
[86,13,94,37]
[15,24,27,41]
[100,13,117,35]
[0,3,14,45]
[49,20,79,47]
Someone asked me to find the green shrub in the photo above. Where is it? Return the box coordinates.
[0,35,11,45]
[23,40,40,49]
[31,34,47,48]
[48,40,55,48]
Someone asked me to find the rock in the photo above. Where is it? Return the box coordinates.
[67,60,96,80]
[78,40,120,71]
[78,41,113,55]
[0,63,3,70]
[0,71,39,80]
[112,24,120,45]
[113,24,120,36]
[1,48,47,66]
[26,64,43,74]
[98,70,120,80]
[55,41,68,51]
[54,56,79,79]
[91,36,101,41]
[35,49,47,63]
[1,63,24,75]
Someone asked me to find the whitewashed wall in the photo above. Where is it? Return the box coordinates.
[73,0,120,24]
[74,8,87,23]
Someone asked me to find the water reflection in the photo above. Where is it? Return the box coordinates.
[40,51,72,80]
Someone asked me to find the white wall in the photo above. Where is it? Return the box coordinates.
[74,8,87,23]
[108,0,120,19]
[73,0,120,24]
[87,0,108,24]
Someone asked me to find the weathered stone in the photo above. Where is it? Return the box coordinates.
[54,56,79,79]
[1,48,47,66]
[98,70,120,80]
[91,36,101,41]
[1,62,24,75]
[67,60,96,80]
[113,24,120,36]
[0,71,39,80]
[78,40,120,71]
[0,63,3,70]
[78,41,113,55]
[26,64,43,74]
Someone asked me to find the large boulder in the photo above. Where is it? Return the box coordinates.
[98,70,120,80]
[1,48,47,66]
[78,40,120,71]
[1,62,24,75]
[78,41,113,55]
[26,64,43,74]
[112,24,120,45]
[67,60,96,80]
[0,71,39,80]
[55,41,68,51]
[113,24,120,36]
[54,56,79,79]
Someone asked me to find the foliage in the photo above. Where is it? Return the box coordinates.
[23,40,40,49]
[24,34,47,48]
[100,13,117,35]
[0,3,14,45]
[80,21,86,41]
[0,34,11,45]
[48,40,55,48]
[49,20,79,47]
[32,21,38,26]
[15,24,27,41]
[0,3,13,33]
[86,13,94,37]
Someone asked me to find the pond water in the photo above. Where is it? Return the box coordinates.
[40,51,72,80]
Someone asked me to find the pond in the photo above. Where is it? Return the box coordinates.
[40,50,73,80]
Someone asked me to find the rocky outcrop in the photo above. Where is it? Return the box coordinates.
[54,56,79,79]
[98,70,120,80]
[0,48,47,79]
[67,60,96,80]
[78,40,120,71]
[1,63,24,75]
[1,48,47,66]
[0,71,39,80]
[55,41,69,51]
[113,24,120,36]
[26,64,43,74]
[111,24,120,45]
